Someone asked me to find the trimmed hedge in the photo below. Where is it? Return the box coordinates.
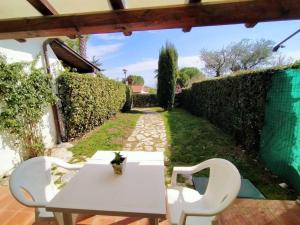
[57,72,126,140]
[180,64,300,153]
[132,94,158,107]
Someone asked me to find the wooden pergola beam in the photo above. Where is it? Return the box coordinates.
[27,0,58,16]
[0,0,299,40]
[182,27,192,33]
[188,0,201,3]
[182,0,202,32]
[245,22,258,28]
[15,39,27,43]
[109,0,126,10]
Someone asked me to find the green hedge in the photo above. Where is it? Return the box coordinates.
[57,72,126,140]
[132,94,158,107]
[180,64,300,153]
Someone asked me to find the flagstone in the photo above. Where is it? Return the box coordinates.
[123,108,167,152]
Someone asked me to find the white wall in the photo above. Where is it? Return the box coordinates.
[0,38,61,177]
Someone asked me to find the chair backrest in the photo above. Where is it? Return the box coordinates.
[203,158,241,213]
[9,156,59,207]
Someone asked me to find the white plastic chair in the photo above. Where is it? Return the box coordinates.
[9,156,83,225]
[167,158,241,225]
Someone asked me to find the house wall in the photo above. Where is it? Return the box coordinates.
[0,38,61,177]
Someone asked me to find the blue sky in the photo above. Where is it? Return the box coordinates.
[87,20,300,88]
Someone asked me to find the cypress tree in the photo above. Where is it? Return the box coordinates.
[157,42,178,110]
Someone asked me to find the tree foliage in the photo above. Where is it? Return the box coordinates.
[64,38,81,54]
[127,75,144,85]
[64,36,90,57]
[0,55,56,160]
[200,48,228,77]
[200,39,275,77]
[227,39,274,71]
[64,36,103,72]
[177,67,205,87]
[157,42,178,110]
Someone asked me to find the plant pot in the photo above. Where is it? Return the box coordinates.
[111,158,126,175]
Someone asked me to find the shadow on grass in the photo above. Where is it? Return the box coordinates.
[128,109,145,114]
[130,107,166,115]
[161,108,297,200]
[70,112,140,160]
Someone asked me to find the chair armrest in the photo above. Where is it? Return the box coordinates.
[171,160,210,186]
[9,185,47,208]
[19,198,48,208]
[51,158,83,170]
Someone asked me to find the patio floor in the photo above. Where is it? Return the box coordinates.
[0,186,299,225]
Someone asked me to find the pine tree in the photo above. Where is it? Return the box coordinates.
[157,42,178,110]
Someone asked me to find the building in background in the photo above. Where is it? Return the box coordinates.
[131,85,150,94]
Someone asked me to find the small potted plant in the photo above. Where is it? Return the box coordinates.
[110,152,126,175]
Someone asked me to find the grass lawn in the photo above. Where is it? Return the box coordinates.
[160,108,297,200]
[70,111,141,161]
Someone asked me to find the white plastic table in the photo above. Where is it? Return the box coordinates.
[46,151,166,225]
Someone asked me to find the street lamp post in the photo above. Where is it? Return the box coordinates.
[273,28,300,52]
[122,69,128,84]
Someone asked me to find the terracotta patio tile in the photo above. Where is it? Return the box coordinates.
[232,198,262,208]
[5,196,26,211]
[1,187,300,225]
[157,218,170,225]
[0,195,15,211]
[0,189,9,201]
[0,209,19,225]
[76,215,96,224]
[218,206,249,225]
[4,211,34,225]
[270,206,300,225]
[35,221,58,225]
[263,200,296,210]
[111,217,142,225]
[92,215,119,225]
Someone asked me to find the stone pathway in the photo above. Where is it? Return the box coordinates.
[123,108,167,151]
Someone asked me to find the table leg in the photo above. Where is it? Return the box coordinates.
[63,213,73,225]
[149,218,159,225]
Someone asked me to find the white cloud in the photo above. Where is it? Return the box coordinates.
[178,55,204,69]
[122,59,158,73]
[146,30,159,34]
[104,55,202,87]
[106,55,202,75]
[87,43,122,60]
[93,33,126,41]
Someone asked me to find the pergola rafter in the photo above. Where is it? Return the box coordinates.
[26,0,77,39]
[27,0,58,16]
[0,0,299,40]
[108,0,132,36]
[109,0,127,10]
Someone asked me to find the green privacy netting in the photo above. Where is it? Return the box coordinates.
[260,69,300,194]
